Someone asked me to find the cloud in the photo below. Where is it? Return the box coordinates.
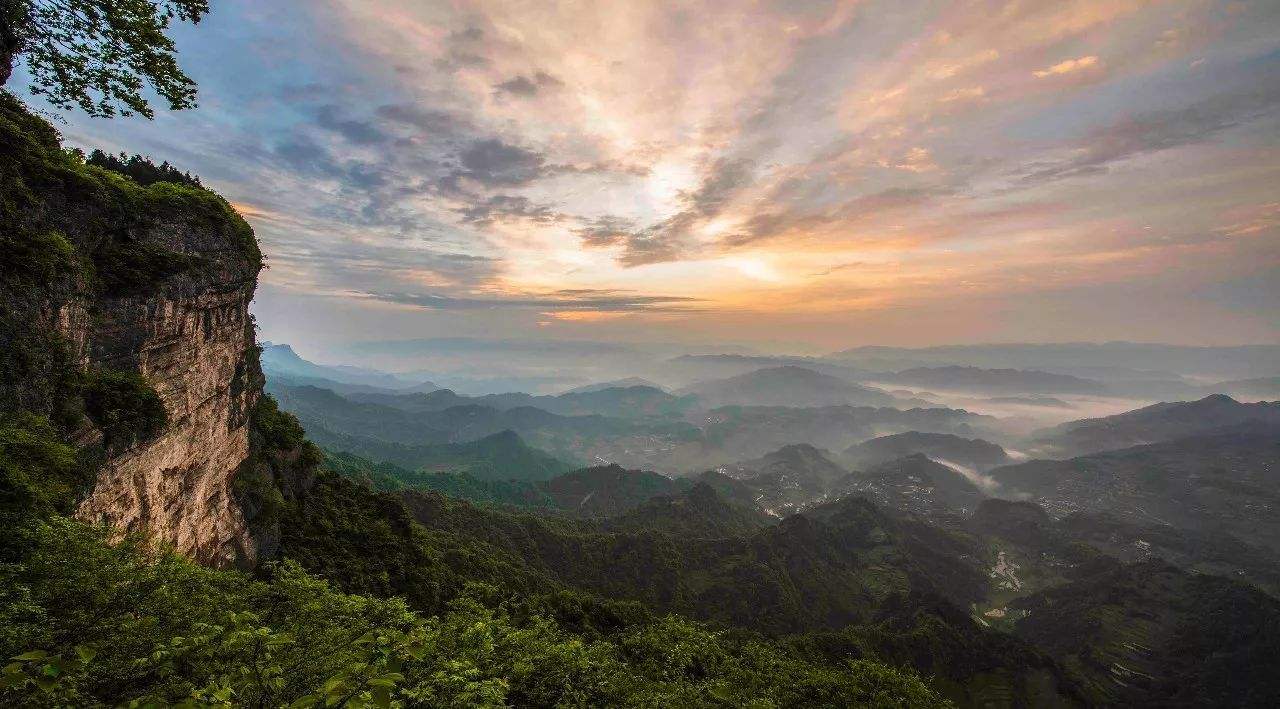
[451,138,549,187]
[358,288,703,313]
[494,71,563,97]
[457,194,566,225]
[719,187,947,248]
[374,104,474,139]
[682,157,756,217]
[566,158,756,266]
[574,216,638,248]
[36,0,1280,347]
[314,105,389,145]
[1033,55,1100,78]
[1016,82,1280,184]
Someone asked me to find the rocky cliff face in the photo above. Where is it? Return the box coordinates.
[73,286,262,566]
[1,93,279,567]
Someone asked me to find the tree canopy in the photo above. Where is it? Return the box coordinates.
[0,0,208,117]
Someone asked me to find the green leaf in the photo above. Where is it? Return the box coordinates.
[75,644,98,664]
[12,650,49,661]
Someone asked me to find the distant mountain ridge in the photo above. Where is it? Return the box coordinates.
[564,377,666,394]
[829,342,1280,380]
[1032,394,1280,456]
[876,365,1108,395]
[700,404,997,463]
[606,482,774,537]
[262,342,435,391]
[318,429,570,482]
[679,365,900,408]
[539,464,691,517]
[346,384,694,420]
[266,380,702,469]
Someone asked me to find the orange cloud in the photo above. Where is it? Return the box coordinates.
[1033,55,1100,78]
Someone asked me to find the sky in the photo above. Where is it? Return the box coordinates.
[12,0,1280,355]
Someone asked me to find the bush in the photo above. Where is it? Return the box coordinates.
[80,369,166,452]
[0,413,84,523]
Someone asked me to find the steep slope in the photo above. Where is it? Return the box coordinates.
[1010,560,1280,707]
[386,489,1081,705]
[0,93,273,567]
[846,431,1011,471]
[1032,394,1280,457]
[694,469,768,510]
[967,495,1280,599]
[989,430,1280,553]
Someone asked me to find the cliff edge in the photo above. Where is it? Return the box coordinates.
[1,93,294,567]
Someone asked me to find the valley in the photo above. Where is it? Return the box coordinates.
[254,339,1280,706]
[2,3,1279,706]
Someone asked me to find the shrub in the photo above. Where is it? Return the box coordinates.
[80,369,166,452]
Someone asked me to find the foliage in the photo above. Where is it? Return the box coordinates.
[0,91,262,303]
[0,312,81,428]
[0,515,952,707]
[233,394,322,538]
[3,0,209,117]
[278,469,552,615]
[0,412,84,527]
[252,394,317,460]
[79,368,166,452]
[85,149,201,187]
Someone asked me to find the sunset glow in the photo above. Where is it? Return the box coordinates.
[20,0,1278,351]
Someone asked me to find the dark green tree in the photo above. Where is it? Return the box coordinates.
[0,0,207,117]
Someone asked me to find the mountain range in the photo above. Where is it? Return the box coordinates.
[1031,394,1280,457]
[875,365,1109,395]
[677,365,902,408]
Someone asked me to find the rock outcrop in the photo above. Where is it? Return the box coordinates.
[73,287,262,566]
[1,93,278,567]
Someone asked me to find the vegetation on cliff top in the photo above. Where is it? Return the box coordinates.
[0,91,262,298]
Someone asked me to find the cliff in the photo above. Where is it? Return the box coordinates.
[1,92,292,567]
